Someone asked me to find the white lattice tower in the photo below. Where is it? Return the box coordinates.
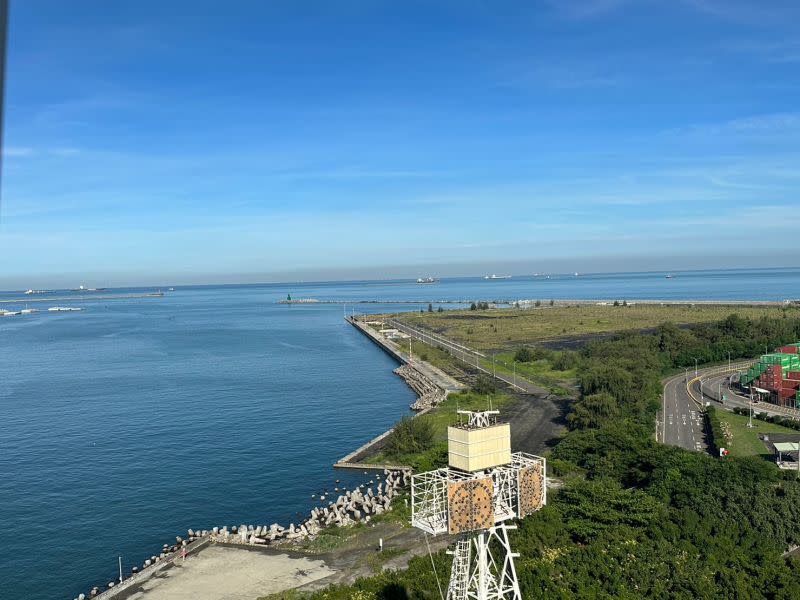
[411,410,546,600]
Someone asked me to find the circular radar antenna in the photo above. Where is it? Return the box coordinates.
[411,409,546,600]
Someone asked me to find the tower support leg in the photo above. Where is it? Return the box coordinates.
[447,523,521,600]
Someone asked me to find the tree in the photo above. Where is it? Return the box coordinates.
[535,299,542,307]
[550,299,555,306]
[470,302,477,311]
[428,303,433,312]
[567,392,619,430]
[613,300,620,307]
[437,306,444,313]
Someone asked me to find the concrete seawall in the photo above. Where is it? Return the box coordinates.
[347,315,464,393]
[331,316,464,470]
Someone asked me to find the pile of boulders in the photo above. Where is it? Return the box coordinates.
[394,364,446,410]
[211,468,410,546]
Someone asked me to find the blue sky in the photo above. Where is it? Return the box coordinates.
[1,0,799,286]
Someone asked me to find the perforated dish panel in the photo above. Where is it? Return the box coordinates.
[447,477,495,534]
[518,463,544,517]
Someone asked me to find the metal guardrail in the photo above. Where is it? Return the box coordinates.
[686,361,753,407]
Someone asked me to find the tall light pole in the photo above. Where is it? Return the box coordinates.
[728,351,731,372]
[694,358,699,377]
[513,361,516,387]
[747,387,754,428]
[684,367,688,382]
[492,353,496,378]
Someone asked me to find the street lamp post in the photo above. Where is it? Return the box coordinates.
[695,358,699,377]
[728,352,731,372]
[747,387,754,428]
[684,367,688,383]
[513,361,516,387]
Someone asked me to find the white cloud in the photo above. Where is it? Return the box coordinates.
[665,112,800,138]
[3,146,35,157]
[547,0,634,19]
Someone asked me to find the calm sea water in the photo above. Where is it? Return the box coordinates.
[1,268,799,599]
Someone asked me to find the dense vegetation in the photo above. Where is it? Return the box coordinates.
[305,311,800,599]
[367,388,513,472]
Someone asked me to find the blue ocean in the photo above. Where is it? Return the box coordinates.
[1,268,799,599]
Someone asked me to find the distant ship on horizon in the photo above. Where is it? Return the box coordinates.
[70,285,107,292]
[484,274,512,280]
[416,277,438,284]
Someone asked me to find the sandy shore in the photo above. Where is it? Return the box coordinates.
[120,546,334,600]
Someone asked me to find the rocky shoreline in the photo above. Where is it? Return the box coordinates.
[394,364,447,411]
[74,469,410,600]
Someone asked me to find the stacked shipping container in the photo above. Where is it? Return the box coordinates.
[739,345,800,408]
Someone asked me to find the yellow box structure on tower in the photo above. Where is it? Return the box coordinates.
[447,423,511,472]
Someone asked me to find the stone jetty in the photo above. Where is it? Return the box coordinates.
[74,469,410,600]
[394,364,447,411]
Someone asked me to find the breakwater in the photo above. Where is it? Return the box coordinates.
[277,298,794,306]
[0,292,164,304]
[74,469,410,600]
[347,315,464,393]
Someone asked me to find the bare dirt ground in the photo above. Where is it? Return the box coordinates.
[116,546,334,600]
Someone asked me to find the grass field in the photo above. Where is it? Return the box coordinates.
[714,410,798,458]
[480,351,578,396]
[395,304,794,351]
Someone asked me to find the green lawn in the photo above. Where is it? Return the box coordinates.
[715,410,798,458]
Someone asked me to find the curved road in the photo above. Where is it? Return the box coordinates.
[661,372,707,451]
[661,360,800,453]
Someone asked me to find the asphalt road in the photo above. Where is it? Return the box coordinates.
[660,360,800,453]
[661,372,707,452]
[699,371,800,419]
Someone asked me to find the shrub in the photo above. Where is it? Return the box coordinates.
[473,374,496,395]
[384,417,435,456]
[552,351,580,371]
[514,347,534,363]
